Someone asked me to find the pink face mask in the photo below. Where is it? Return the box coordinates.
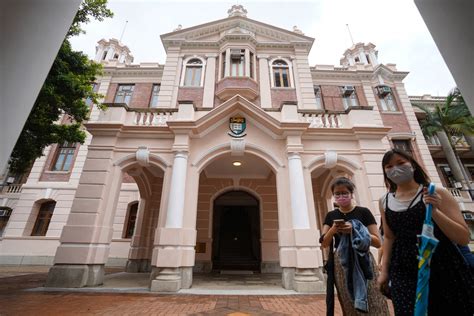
[335,196,352,207]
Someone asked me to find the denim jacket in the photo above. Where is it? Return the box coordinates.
[337,219,374,313]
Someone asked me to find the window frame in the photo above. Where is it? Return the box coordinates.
[379,92,398,112]
[31,201,56,236]
[391,139,413,155]
[51,142,77,172]
[181,57,205,87]
[341,87,359,109]
[271,59,291,88]
[314,86,323,109]
[114,84,135,105]
[149,84,160,107]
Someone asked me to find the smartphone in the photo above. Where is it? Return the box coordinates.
[333,219,345,225]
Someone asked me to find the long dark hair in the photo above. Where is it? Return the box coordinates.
[381,149,430,192]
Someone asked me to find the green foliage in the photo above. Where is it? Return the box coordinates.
[415,88,474,146]
[8,1,113,175]
[67,0,113,38]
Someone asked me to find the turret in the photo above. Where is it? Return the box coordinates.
[340,42,378,67]
[94,38,134,65]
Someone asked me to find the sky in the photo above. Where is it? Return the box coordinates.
[70,0,456,96]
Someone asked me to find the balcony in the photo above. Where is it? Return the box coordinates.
[215,77,259,101]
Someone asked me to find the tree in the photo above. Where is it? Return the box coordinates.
[8,0,113,175]
[415,88,474,190]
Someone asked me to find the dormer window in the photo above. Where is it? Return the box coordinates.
[113,53,119,60]
[183,58,203,87]
[272,60,290,88]
[102,50,108,60]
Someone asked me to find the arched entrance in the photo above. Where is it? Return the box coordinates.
[212,190,261,271]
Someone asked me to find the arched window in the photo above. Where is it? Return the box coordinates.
[272,60,290,87]
[31,201,56,236]
[183,58,203,87]
[123,202,139,238]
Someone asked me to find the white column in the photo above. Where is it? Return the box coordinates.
[258,55,272,108]
[288,153,310,229]
[165,152,188,228]
[225,48,231,77]
[244,49,250,77]
[202,54,216,108]
[105,45,115,60]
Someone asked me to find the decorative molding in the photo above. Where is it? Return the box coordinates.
[324,151,338,169]
[136,146,150,167]
[230,138,245,156]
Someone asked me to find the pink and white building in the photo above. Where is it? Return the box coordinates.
[1,5,473,292]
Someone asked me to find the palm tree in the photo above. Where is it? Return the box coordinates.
[415,88,474,191]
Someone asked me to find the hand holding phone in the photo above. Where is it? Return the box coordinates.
[333,219,345,226]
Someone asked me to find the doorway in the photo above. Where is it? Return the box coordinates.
[212,191,261,271]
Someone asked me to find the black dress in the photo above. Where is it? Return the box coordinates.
[385,191,474,316]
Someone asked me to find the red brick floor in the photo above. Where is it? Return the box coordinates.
[0,271,348,315]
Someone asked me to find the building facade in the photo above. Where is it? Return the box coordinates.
[1,6,473,292]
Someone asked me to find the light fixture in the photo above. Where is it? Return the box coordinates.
[232,161,242,167]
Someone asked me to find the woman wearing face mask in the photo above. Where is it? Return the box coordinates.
[320,177,388,316]
[378,149,473,315]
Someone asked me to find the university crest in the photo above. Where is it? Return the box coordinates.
[228,117,247,138]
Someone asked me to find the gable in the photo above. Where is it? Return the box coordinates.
[161,16,314,50]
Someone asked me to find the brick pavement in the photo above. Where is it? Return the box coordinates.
[0,269,350,315]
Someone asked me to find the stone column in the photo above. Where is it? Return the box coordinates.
[225,48,231,77]
[46,151,122,288]
[202,54,217,108]
[258,55,272,108]
[150,135,195,292]
[288,153,310,229]
[244,48,250,77]
[165,152,188,228]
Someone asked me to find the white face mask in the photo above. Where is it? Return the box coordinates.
[386,164,414,184]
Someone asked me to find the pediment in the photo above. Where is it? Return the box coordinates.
[161,16,314,50]
[167,95,309,138]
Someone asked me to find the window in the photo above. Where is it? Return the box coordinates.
[230,49,245,77]
[102,50,108,60]
[341,87,358,109]
[123,202,138,238]
[272,60,290,87]
[314,86,323,109]
[392,139,413,155]
[439,165,457,188]
[31,201,55,236]
[149,84,160,107]
[114,84,134,105]
[379,93,398,111]
[52,142,76,171]
[366,54,371,64]
[85,83,99,108]
[0,208,12,237]
[184,58,203,86]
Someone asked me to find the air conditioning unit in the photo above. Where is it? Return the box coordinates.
[342,85,355,96]
[230,49,242,59]
[0,210,10,217]
[463,213,473,220]
[377,85,391,96]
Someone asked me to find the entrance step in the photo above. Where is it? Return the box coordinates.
[220,270,254,275]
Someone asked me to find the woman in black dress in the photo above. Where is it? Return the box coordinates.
[377,149,473,315]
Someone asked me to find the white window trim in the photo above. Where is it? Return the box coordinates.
[269,57,294,88]
[180,55,206,87]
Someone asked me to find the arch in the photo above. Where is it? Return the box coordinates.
[305,154,363,173]
[192,142,284,173]
[114,152,170,172]
[29,199,56,236]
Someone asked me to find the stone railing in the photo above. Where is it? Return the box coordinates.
[448,187,462,198]
[2,184,23,194]
[300,112,343,128]
[133,110,174,127]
